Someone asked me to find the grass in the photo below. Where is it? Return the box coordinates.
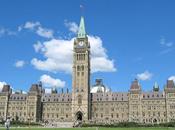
[0,127,174,130]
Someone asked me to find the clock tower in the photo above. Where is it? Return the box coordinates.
[72,16,91,122]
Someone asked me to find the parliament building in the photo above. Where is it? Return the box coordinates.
[0,16,175,125]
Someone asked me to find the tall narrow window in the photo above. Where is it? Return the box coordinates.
[77,66,80,71]
[78,95,82,105]
[81,65,84,71]
[83,54,85,60]
[77,72,79,76]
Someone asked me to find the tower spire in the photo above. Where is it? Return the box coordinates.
[77,16,86,38]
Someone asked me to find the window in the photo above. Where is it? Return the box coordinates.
[158,112,160,116]
[77,72,80,76]
[77,66,80,71]
[81,65,84,71]
[111,113,113,118]
[116,113,119,118]
[96,113,98,117]
[83,54,85,60]
[81,72,84,76]
[142,112,145,117]
[78,95,82,105]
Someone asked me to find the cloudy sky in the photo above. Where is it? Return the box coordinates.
[0,0,175,92]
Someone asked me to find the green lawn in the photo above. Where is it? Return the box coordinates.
[0,127,174,130]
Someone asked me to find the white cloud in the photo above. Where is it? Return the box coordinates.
[24,21,41,30]
[136,70,153,81]
[18,26,23,32]
[0,28,5,35]
[14,60,25,68]
[169,76,175,82]
[36,27,54,39]
[33,41,44,52]
[64,20,79,33]
[22,91,27,94]
[160,37,174,47]
[19,21,54,39]
[31,35,116,73]
[40,74,65,88]
[160,48,174,55]
[160,37,165,45]
[0,28,16,37]
[45,88,52,93]
[0,81,7,92]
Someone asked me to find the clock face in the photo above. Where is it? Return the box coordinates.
[79,41,84,46]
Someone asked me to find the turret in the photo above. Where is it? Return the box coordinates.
[153,82,159,92]
[130,79,141,93]
[164,80,175,122]
[164,80,175,92]
[129,79,142,122]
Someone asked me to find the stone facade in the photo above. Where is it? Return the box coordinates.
[1,79,175,124]
[0,16,175,124]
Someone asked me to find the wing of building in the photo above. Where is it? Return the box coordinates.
[0,16,175,124]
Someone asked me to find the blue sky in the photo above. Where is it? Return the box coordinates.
[0,0,175,93]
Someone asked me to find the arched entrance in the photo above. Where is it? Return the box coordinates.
[76,111,83,121]
[153,118,157,123]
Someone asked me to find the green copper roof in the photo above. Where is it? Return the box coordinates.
[77,16,86,38]
[153,82,159,91]
[154,82,159,88]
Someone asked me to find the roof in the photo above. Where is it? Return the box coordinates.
[166,80,175,88]
[91,92,129,102]
[77,16,86,38]
[1,85,11,93]
[153,82,159,91]
[29,83,42,94]
[130,79,141,90]
[91,79,109,93]
[142,91,165,99]
[9,94,27,101]
[42,93,72,102]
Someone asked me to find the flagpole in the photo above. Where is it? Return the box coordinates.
[80,5,84,16]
